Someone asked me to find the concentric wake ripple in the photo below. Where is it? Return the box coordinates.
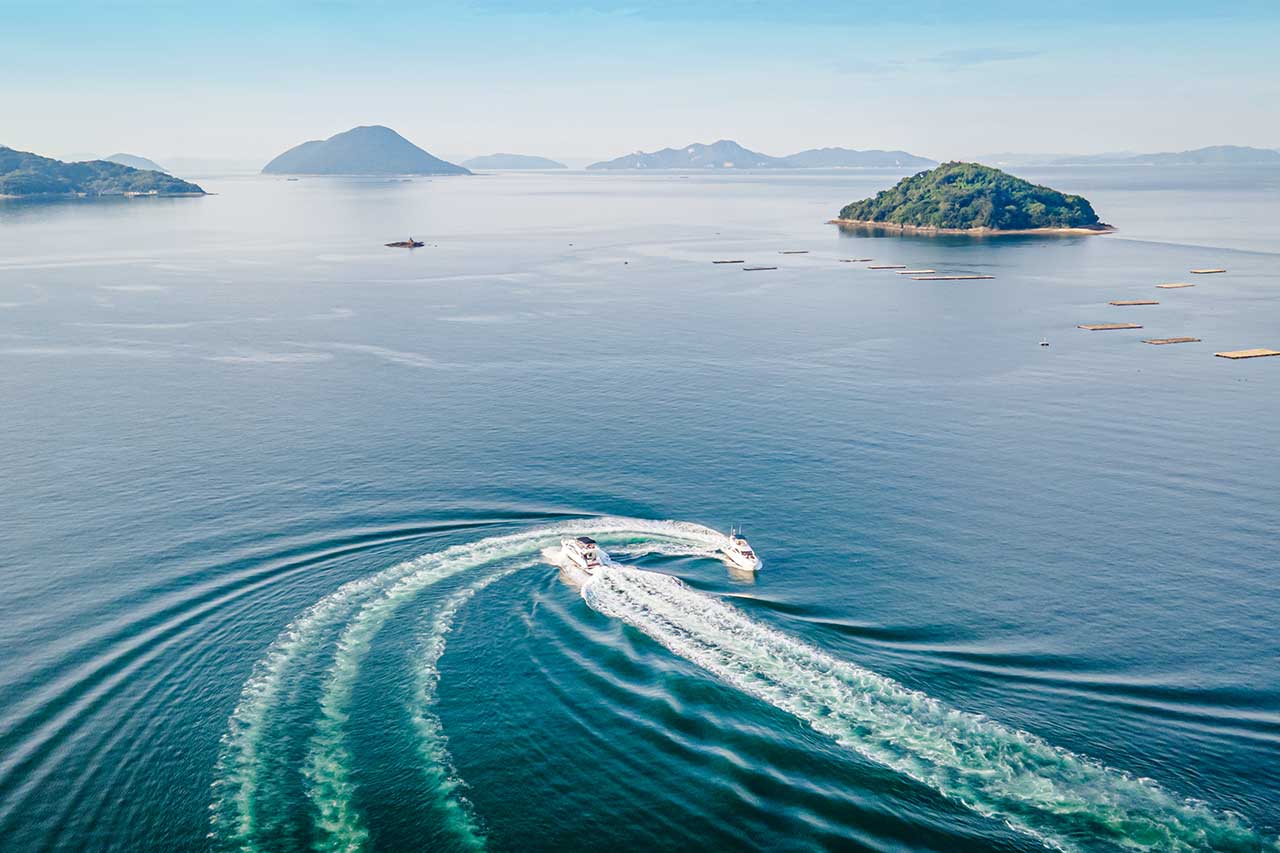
[582,566,1274,853]
[217,520,1272,852]
[211,518,724,852]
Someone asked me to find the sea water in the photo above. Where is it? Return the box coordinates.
[1,166,1277,851]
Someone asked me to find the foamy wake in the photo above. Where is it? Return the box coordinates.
[408,570,522,852]
[213,521,1268,853]
[211,518,725,852]
[583,566,1270,853]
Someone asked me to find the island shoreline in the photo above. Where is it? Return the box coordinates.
[828,218,1116,236]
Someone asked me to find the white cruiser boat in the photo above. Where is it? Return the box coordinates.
[557,536,605,576]
[721,527,761,571]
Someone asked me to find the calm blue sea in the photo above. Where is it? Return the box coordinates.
[1,165,1277,852]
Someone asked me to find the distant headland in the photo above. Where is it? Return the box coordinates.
[262,125,470,176]
[0,147,204,198]
[831,162,1113,235]
[587,140,935,170]
[103,153,168,173]
[461,153,567,170]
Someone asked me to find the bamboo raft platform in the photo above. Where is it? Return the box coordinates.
[839,258,873,263]
[1156,282,1195,289]
[713,259,744,264]
[1109,299,1160,306]
[1191,268,1227,274]
[779,250,809,255]
[743,266,778,271]
[868,264,907,270]
[1143,337,1201,345]
[1079,323,1143,331]
[1214,348,1280,359]
[896,269,936,275]
[912,274,996,281]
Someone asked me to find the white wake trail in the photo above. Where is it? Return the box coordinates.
[213,517,725,853]
[583,567,1270,853]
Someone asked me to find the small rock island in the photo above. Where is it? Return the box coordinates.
[832,162,1112,235]
[0,147,205,198]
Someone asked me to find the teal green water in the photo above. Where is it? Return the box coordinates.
[1,167,1278,851]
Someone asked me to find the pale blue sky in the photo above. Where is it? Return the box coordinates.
[2,1,1277,166]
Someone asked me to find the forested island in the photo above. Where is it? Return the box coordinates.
[0,147,205,198]
[833,162,1111,235]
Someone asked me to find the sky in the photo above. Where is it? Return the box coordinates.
[1,0,1278,168]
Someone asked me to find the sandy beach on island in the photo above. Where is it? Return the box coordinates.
[828,219,1116,236]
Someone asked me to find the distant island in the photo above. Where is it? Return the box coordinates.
[781,148,935,168]
[832,162,1112,235]
[0,147,205,198]
[589,140,780,170]
[103,153,167,173]
[1052,145,1280,166]
[461,153,567,170]
[587,140,935,170]
[980,145,1280,167]
[262,125,470,176]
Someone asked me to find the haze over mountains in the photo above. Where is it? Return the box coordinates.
[462,153,566,170]
[587,140,935,170]
[1053,145,1280,165]
[982,145,1280,167]
[103,153,167,173]
[262,126,470,176]
[776,147,935,169]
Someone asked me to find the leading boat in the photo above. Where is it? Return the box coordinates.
[557,536,605,576]
[721,527,761,572]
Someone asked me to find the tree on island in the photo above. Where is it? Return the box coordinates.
[838,162,1105,230]
[0,147,204,197]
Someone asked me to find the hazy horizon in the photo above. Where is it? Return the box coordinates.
[3,1,1278,168]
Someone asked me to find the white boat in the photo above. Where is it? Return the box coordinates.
[557,536,605,576]
[721,527,761,571]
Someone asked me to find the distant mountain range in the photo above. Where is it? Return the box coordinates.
[462,153,566,170]
[587,140,935,170]
[104,153,167,173]
[0,147,204,197]
[981,145,1280,167]
[1053,145,1280,165]
[780,147,935,168]
[262,126,470,176]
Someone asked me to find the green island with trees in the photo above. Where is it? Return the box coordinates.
[0,147,205,198]
[833,162,1111,234]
